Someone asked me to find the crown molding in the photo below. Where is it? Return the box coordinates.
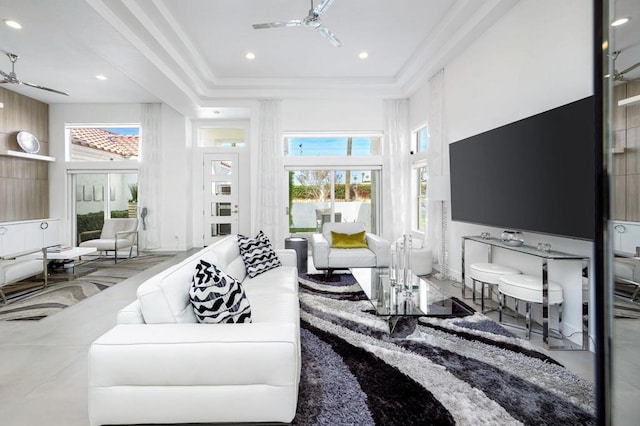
[87,0,520,115]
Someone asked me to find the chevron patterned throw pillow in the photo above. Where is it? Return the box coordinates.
[189,259,252,323]
[237,230,282,278]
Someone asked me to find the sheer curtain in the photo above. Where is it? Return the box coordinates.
[382,99,410,241]
[138,103,162,250]
[253,100,285,248]
[426,69,449,277]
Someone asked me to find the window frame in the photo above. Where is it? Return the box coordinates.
[415,125,428,154]
[283,132,384,235]
[411,123,429,234]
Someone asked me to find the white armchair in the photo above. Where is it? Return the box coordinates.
[310,222,390,274]
[79,218,139,263]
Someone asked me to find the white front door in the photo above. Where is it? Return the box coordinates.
[203,153,239,245]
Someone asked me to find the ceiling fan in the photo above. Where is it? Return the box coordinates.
[0,51,69,96]
[610,50,640,82]
[252,0,342,47]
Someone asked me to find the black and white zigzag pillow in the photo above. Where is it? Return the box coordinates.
[237,230,282,278]
[189,259,252,324]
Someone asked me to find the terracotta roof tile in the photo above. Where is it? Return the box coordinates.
[71,128,139,157]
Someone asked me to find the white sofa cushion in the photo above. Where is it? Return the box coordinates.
[90,323,299,387]
[137,249,219,324]
[248,292,300,323]
[117,300,145,324]
[190,260,252,324]
[0,258,43,285]
[242,265,298,297]
[328,248,377,268]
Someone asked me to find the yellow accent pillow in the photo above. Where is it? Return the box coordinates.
[331,230,368,249]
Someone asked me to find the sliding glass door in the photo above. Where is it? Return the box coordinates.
[288,168,380,235]
[72,172,137,245]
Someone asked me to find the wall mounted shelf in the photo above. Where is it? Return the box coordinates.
[0,150,55,162]
[618,94,640,107]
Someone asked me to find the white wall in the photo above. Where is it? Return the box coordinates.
[282,99,384,132]
[445,0,593,143]
[48,98,388,252]
[409,82,430,132]
[410,0,594,345]
[48,103,141,246]
[48,103,193,252]
[159,104,192,251]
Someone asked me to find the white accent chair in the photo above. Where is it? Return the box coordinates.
[79,218,139,263]
[310,222,390,274]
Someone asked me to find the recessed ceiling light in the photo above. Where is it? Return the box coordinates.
[95,75,108,81]
[3,19,22,29]
[359,51,369,59]
[612,17,631,27]
[245,52,255,60]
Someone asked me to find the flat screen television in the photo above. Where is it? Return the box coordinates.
[449,96,595,241]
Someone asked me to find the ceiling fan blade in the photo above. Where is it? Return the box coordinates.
[619,61,640,76]
[0,68,9,79]
[253,20,302,29]
[316,25,342,47]
[21,80,69,96]
[314,0,336,15]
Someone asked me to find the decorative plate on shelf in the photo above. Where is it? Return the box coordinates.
[16,131,41,154]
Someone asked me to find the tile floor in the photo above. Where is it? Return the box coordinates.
[0,251,637,425]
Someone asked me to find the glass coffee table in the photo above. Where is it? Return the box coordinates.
[351,267,472,335]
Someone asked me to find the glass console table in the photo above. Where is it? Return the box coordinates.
[461,236,590,350]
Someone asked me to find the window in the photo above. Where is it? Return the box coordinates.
[288,168,379,234]
[417,165,428,232]
[415,126,428,153]
[284,133,383,236]
[198,127,246,147]
[67,126,140,161]
[73,172,137,245]
[285,135,381,156]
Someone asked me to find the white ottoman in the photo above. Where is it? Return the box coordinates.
[391,239,433,276]
[469,262,521,313]
[498,274,564,339]
[411,246,433,276]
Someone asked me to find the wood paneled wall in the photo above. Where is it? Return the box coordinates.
[613,80,640,221]
[0,87,50,221]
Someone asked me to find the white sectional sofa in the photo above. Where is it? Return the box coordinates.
[88,235,301,426]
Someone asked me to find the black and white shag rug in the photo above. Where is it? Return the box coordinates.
[0,253,172,321]
[296,273,596,425]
